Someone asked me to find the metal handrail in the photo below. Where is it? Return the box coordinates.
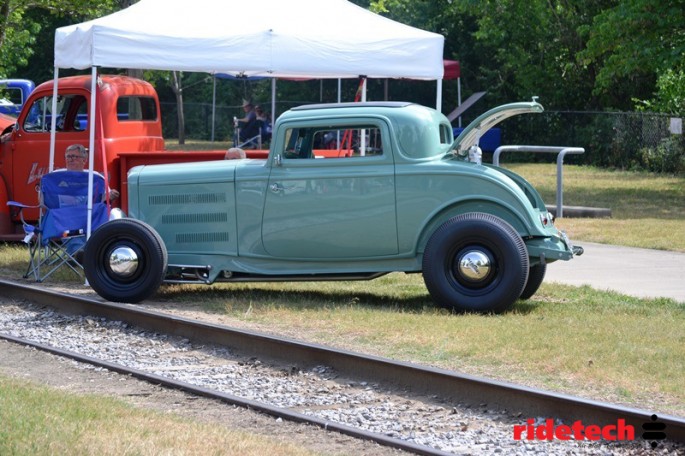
[493,145,585,218]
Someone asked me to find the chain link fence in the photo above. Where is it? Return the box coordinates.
[162,102,685,174]
[496,111,685,174]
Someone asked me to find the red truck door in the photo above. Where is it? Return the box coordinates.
[10,90,91,221]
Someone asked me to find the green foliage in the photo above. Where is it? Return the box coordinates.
[579,0,685,109]
[374,0,683,114]
[0,0,119,78]
[634,67,685,116]
[636,136,685,174]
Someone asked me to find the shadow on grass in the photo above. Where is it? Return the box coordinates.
[155,284,433,313]
[153,282,542,317]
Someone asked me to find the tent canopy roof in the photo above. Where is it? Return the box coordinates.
[55,0,444,80]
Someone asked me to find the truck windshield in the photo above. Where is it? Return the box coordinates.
[23,94,87,133]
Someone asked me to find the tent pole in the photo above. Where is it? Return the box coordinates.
[211,75,216,142]
[361,78,367,156]
[86,66,98,242]
[436,79,443,112]
[49,67,60,172]
[458,77,462,127]
[271,78,276,127]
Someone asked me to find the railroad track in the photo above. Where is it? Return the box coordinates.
[0,278,682,455]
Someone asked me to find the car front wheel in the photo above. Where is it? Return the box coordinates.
[84,219,167,303]
[422,213,529,313]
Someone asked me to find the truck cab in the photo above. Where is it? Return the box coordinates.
[0,79,35,117]
[0,75,164,239]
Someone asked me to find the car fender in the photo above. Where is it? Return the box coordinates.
[414,199,531,256]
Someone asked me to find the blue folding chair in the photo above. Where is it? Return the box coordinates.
[7,171,108,282]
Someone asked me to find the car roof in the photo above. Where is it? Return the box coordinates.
[291,101,413,111]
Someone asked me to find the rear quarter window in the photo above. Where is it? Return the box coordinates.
[117,96,157,121]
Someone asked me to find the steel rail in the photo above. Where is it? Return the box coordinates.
[0,333,451,456]
[1,278,683,447]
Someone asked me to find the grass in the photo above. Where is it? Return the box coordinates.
[0,375,317,456]
[164,139,234,151]
[504,163,685,251]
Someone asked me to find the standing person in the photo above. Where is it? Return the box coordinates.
[255,105,272,142]
[234,100,260,144]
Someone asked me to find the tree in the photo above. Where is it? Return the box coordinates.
[579,0,685,110]
[170,71,186,145]
[371,0,614,111]
[371,0,681,111]
[0,0,118,78]
[634,68,685,116]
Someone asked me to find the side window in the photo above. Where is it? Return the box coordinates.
[282,125,384,159]
[117,96,157,121]
[23,94,88,133]
[439,123,453,144]
[73,97,88,131]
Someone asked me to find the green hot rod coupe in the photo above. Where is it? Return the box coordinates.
[84,100,582,313]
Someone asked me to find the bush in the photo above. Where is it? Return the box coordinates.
[636,136,685,174]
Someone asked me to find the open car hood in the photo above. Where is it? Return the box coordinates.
[450,99,544,156]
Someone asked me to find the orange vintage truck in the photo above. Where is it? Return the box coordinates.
[0,74,267,241]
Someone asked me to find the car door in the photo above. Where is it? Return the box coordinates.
[262,120,398,259]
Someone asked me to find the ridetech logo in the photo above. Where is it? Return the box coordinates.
[513,418,635,442]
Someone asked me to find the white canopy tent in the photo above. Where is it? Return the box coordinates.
[51,0,445,238]
[55,0,444,79]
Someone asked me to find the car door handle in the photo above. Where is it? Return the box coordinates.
[270,183,284,193]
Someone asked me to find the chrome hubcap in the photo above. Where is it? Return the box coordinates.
[457,250,492,282]
[108,247,139,277]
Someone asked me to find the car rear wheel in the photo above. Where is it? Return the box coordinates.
[84,219,167,303]
[520,263,547,300]
[422,213,529,313]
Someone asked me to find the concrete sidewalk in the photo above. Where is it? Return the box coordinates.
[544,241,685,303]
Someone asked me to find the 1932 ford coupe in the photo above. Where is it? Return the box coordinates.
[84,100,582,313]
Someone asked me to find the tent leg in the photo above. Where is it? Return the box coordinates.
[271,78,276,128]
[86,67,98,239]
[211,75,216,142]
[49,67,60,172]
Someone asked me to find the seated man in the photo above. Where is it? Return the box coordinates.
[60,144,119,200]
[225,147,246,159]
[49,144,117,262]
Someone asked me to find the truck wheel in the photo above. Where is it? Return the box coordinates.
[84,219,167,303]
[422,213,529,313]
[520,263,547,300]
